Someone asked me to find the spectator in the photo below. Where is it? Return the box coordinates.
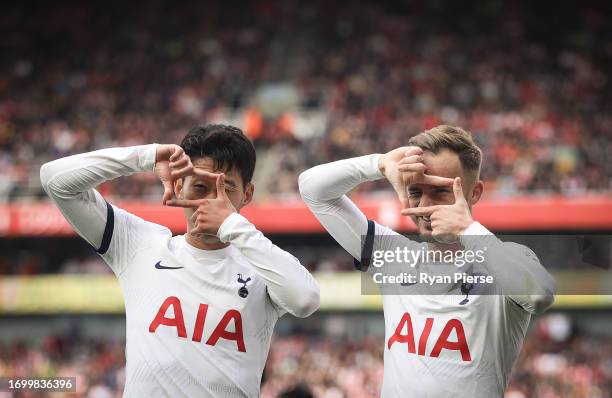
[0,1,609,201]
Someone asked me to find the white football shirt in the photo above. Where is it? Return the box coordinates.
[41,144,320,397]
[299,154,555,397]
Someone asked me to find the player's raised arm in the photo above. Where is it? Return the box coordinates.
[298,154,382,260]
[459,224,556,314]
[218,212,321,318]
[39,144,193,270]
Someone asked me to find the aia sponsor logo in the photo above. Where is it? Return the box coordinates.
[388,312,471,361]
[149,296,246,352]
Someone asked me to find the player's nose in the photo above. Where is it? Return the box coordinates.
[418,193,433,208]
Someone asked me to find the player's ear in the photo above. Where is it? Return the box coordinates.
[240,182,254,208]
[469,180,484,206]
[174,178,184,199]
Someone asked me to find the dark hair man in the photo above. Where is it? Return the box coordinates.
[41,124,320,397]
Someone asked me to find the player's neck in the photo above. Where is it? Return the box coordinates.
[185,233,229,251]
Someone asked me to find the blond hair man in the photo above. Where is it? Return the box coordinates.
[299,125,555,397]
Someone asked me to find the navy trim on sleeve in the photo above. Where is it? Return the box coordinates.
[96,201,114,254]
[353,220,375,272]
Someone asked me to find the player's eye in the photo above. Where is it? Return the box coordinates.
[408,191,421,198]
[193,184,206,190]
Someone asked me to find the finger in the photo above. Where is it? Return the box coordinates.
[192,218,211,235]
[169,157,189,169]
[400,206,439,216]
[404,147,423,157]
[191,208,206,222]
[170,165,194,179]
[161,181,174,205]
[192,169,221,180]
[398,163,426,173]
[165,198,206,208]
[421,174,455,187]
[398,155,423,165]
[216,173,228,198]
[169,146,184,162]
[453,177,468,205]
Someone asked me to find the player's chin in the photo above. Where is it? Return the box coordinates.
[190,230,214,239]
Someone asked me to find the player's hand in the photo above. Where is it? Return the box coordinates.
[400,177,473,243]
[165,173,237,236]
[155,144,195,205]
[379,146,454,208]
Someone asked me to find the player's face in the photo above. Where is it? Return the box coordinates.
[407,149,480,237]
[174,157,254,242]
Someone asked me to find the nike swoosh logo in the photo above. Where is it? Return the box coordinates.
[155,261,184,270]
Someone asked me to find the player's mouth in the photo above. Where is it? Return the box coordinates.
[419,216,432,231]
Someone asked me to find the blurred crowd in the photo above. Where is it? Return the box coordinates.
[0,244,355,275]
[1,317,610,398]
[263,330,612,398]
[1,0,610,202]
[0,251,112,276]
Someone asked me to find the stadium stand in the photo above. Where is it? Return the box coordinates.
[0,1,609,201]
